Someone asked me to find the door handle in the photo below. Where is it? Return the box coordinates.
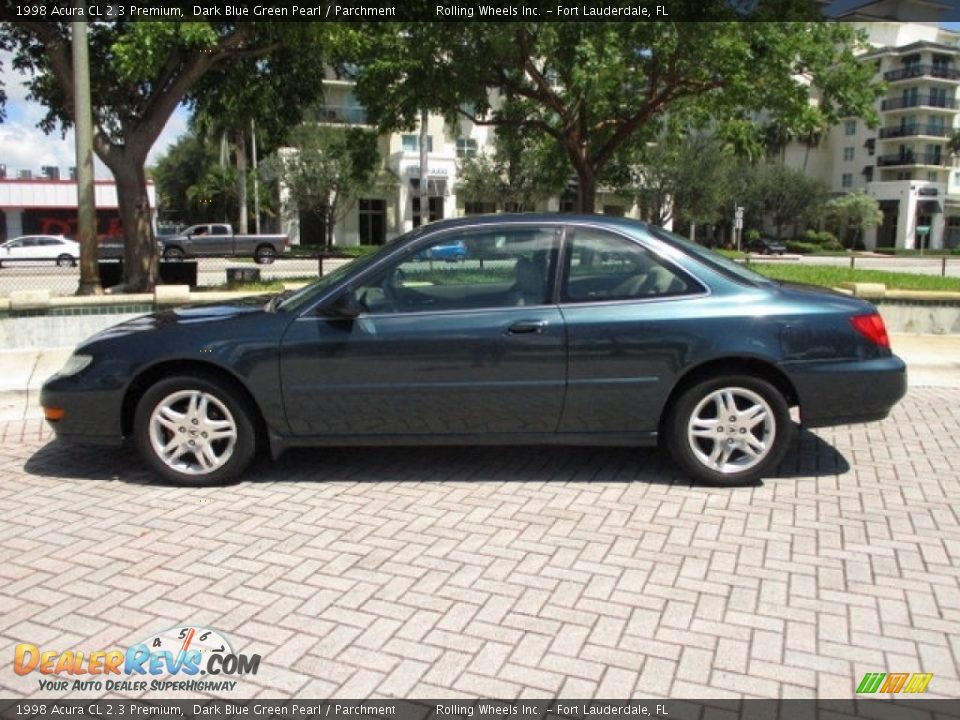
[507,320,547,334]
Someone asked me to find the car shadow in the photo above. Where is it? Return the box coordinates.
[24,427,847,487]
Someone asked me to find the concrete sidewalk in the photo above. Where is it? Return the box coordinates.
[0,333,957,423]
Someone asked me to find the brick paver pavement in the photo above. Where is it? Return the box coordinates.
[0,387,958,700]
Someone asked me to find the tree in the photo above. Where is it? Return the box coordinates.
[189,40,329,234]
[456,128,567,212]
[605,132,733,229]
[340,13,883,213]
[745,163,828,239]
[5,22,320,291]
[151,131,219,226]
[263,124,382,249]
[824,191,883,248]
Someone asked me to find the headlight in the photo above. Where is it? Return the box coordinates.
[58,354,93,377]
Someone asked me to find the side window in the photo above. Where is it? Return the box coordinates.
[562,229,699,302]
[353,227,561,314]
[39,237,62,246]
[20,237,39,248]
[211,225,230,235]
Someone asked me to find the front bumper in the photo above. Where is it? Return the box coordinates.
[40,374,126,446]
[787,354,908,428]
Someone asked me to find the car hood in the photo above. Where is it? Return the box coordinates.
[78,295,273,346]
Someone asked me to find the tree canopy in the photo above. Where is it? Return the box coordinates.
[339,13,884,213]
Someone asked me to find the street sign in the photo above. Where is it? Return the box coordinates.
[734,219,744,229]
[916,225,931,236]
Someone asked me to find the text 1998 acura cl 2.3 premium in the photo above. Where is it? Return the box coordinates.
[41,215,907,486]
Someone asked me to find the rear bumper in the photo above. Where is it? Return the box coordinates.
[787,355,908,429]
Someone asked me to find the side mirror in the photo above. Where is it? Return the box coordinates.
[325,291,364,319]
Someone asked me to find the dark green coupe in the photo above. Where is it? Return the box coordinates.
[41,215,907,486]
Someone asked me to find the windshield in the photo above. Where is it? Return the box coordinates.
[646,226,773,287]
[276,228,424,312]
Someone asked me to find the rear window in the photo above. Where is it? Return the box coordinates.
[646,227,773,287]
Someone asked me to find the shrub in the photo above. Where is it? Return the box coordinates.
[799,230,840,247]
[785,241,821,254]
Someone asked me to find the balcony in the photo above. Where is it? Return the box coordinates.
[876,153,948,167]
[881,95,960,111]
[878,124,953,139]
[883,65,960,82]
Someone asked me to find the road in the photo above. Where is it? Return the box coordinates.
[748,253,960,277]
[1,254,957,298]
[0,257,341,298]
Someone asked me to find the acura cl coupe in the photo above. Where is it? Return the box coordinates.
[41,215,906,486]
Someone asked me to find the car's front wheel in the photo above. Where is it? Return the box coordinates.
[665,375,792,485]
[163,246,185,261]
[57,254,76,267]
[134,375,257,485]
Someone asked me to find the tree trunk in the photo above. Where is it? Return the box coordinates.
[110,157,158,292]
[235,128,248,234]
[575,167,597,213]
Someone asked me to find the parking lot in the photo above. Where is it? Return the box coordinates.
[1,385,958,700]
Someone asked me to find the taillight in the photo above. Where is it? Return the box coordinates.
[850,313,890,348]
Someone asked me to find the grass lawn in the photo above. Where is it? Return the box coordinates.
[748,263,960,292]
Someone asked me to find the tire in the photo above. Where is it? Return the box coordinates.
[254,245,277,264]
[163,246,185,261]
[665,374,792,485]
[133,374,258,485]
[57,254,76,267]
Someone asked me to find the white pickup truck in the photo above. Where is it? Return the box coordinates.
[158,223,290,264]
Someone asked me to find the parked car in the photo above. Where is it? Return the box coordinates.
[159,223,289,264]
[0,235,79,267]
[417,238,468,262]
[41,214,906,486]
[746,236,787,255]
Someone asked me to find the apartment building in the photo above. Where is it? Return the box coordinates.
[791,2,960,249]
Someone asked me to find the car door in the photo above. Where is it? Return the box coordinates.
[279,224,567,437]
[556,225,708,435]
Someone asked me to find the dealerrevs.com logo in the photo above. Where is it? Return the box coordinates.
[14,626,260,693]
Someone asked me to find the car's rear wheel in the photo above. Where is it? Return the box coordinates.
[57,254,76,267]
[254,245,277,264]
[134,375,257,485]
[163,246,185,261]
[666,375,792,485]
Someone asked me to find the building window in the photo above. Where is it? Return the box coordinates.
[843,147,855,162]
[456,138,478,158]
[844,120,857,136]
[841,173,853,188]
[410,179,444,228]
[402,134,433,153]
[358,198,386,245]
[928,171,939,182]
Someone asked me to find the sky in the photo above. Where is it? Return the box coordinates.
[0,49,189,181]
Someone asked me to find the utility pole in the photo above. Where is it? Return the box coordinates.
[72,17,101,295]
